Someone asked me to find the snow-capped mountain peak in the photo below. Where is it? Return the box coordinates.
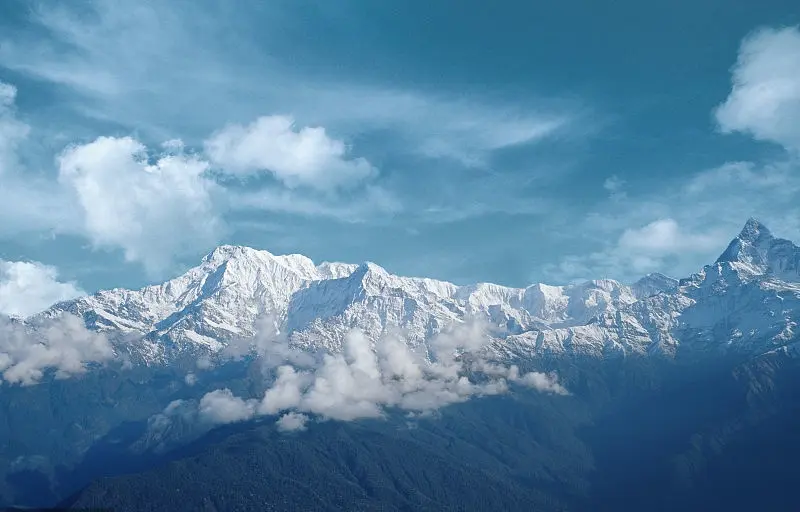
[40,245,360,358]
[715,218,800,282]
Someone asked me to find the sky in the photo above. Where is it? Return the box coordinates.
[0,0,800,316]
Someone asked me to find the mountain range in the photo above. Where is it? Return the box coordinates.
[26,217,800,366]
[2,218,800,510]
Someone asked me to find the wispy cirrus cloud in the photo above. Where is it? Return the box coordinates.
[0,82,30,173]
[0,80,82,237]
[0,0,582,166]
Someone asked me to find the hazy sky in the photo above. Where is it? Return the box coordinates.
[1,0,799,310]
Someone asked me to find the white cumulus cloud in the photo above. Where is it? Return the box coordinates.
[715,26,800,153]
[58,136,224,275]
[198,388,258,424]
[205,115,376,190]
[276,412,309,432]
[0,260,85,317]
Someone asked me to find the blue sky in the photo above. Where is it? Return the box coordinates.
[1,0,800,315]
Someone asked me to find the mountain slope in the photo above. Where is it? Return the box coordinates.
[63,349,800,512]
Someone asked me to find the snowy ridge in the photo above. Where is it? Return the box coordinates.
[498,219,800,360]
[32,219,800,365]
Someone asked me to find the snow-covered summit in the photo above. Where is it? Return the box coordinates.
[715,218,800,281]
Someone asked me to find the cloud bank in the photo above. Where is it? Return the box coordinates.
[0,314,113,386]
[197,320,568,430]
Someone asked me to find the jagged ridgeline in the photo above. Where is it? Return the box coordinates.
[1,218,800,510]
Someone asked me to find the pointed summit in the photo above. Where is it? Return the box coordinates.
[715,218,775,266]
[738,217,772,242]
[713,219,800,281]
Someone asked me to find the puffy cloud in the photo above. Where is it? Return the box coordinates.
[202,319,569,430]
[205,115,376,190]
[258,365,309,415]
[513,369,570,395]
[58,136,224,275]
[198,388,256,424]
[276,412,309,432]
[0,314,114,386]
[473,361,569,396]
[617,219,720,255]
[1,79,395,273]
[715,26,800,153]
[297,331,392,421]
[546,217,729,283]
[0,260,85,317]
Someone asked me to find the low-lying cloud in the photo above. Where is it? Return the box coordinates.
[197,319,569,430]
[0,314,114,386]
[276,412,309,432]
